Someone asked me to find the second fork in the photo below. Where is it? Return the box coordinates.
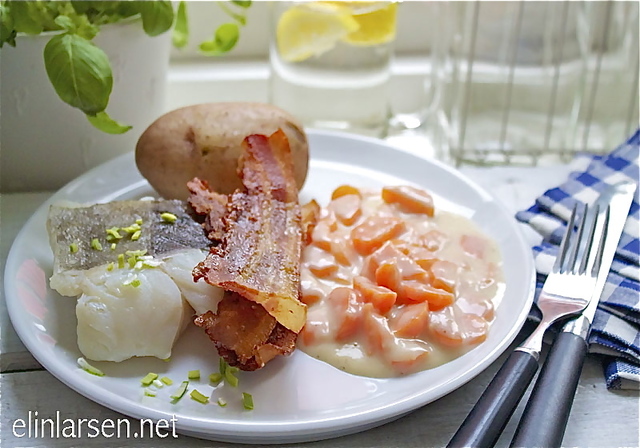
[447,202,607,448]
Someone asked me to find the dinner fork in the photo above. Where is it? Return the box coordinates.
[447,202,606,448]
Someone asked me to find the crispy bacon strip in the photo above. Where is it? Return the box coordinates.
[190,130,306,370]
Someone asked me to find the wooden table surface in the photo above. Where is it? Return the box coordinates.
[2,165,638,447]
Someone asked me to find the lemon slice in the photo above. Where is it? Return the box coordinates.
[276,3,359,62]
[341,2,398,46]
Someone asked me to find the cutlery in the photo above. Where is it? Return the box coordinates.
[511,180,637,448]
[447,201,607,448]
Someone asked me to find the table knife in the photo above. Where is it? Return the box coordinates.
[511,180,637,448]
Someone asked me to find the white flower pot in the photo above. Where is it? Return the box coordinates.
[1,19,171,192]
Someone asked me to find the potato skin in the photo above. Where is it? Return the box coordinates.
[135,102,309,200]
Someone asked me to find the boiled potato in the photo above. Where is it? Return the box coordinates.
[136,102,309,200]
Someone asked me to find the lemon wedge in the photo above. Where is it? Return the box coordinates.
[342,2,398,46]
[276,3,359,62]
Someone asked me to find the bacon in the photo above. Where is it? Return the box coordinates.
[187,178,227,241]
[190,129,306,370]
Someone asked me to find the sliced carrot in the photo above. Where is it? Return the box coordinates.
[429,307,489,347]
[420,229,447,252]
[460,234,487,259]
[351,216,406,255]
[327,287,363,342]
[428,308,463,347]
[390,302,429,338]
[390,349,429,375]
[374,261,402,293]
[311,217,337,251]
[456,295,495,321]
[300,279,323,305]
[331,185,361,200]
[429,260,458,294]
[353,275,397,315]
[362,303,393,355]
[382,186,435,216]
[401,280,454,310]
[304,246,338,279]
[329,239,355,266]
[328,194,362,226]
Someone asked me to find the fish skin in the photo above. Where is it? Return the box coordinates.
[47,199,210,274]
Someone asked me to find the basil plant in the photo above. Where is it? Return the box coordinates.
[0,1,251,134]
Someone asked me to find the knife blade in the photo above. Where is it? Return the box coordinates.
[511,180,637,448]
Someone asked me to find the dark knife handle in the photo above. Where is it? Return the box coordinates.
[511,331,588,448]
[447,350,539,448]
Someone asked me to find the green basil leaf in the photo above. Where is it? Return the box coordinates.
[137,0,174,37]
[172,0,188,48]
[0,4,17,47]
[199,23,240,56]
[54,15,76,33]
[218,2,246,26]
[10,1,44,34]
[198,40,223,56]
[231,1,252,8]
[215,23,239,51]
[87,111,132,134]
[43,33,113,115]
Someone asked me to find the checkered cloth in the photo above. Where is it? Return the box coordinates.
[516,129,640,390]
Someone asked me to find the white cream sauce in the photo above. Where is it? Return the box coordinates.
[299,187,504,378]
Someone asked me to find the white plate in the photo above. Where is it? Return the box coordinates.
[5,130,535,444]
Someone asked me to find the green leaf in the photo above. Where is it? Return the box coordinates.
[10,1,44,34]
[0,3,17,47]
[43,33,113,115]
[218,2,246,26]
[172,0,188,48]
[231,1,252,8]
[87,111,132,134]
[54,15,76,33]
[199,23,239,56]
[137,0,174,37]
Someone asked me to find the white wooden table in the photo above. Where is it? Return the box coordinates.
[1,165,638,447]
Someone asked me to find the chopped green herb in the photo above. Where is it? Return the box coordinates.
[128,256,137,269]
[77,357,105,377]
[219,357,228,375]
[136,218,143,225]
[224,367,239,387]
[140,372,159,386]
[106,227,122,240]
[217,397,227,407]
[110,243,117,251]
[121,223,141,234]
[160,376,173,386]
[144,388,157,397]
[188,370,201,380]
[190,389,209,404]
[209,372,223,385]
[131,230,141,241]
[117,253,125,269]
[125,249,148,257]
[152,379,164,388]
[170,381,189,401]
[106,262,115,272]
[130,278,141,288]
[242,392,254,410]
[69,243,79,253]
[161,212,178,223]
[90,238,103,251]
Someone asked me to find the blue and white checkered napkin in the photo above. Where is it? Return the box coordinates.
[516,129,640,390]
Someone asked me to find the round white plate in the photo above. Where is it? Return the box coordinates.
[5,130,535,444]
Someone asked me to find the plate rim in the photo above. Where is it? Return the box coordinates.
[5,129,536,443]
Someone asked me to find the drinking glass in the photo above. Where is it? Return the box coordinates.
[268,1,397,138]
[440,1,592,166]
